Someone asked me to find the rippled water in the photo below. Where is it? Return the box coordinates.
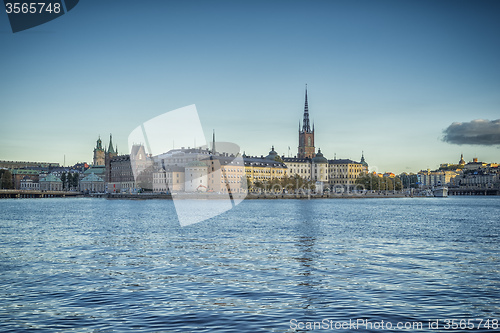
[1,197,499,332]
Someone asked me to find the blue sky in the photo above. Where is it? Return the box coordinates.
[1,0,499,173]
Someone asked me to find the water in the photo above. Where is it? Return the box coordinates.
[1,197,499,332]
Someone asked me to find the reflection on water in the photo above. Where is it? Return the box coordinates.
[0,197,499,332]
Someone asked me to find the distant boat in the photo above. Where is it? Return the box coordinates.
[432,187,448,197]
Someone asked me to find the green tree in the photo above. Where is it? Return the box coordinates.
[0,170,14,189]
[61,172,67,190]
[245,176,252,191]
[356,174,382,190]
[74,173,80,189]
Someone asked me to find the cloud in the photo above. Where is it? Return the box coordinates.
[442,119,500,145]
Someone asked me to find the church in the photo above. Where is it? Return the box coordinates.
[92,134,118,167]
[282,86,368,191]
[83,135,119,189]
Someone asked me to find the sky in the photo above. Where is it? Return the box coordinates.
[1,0,499,174]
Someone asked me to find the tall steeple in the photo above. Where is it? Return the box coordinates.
[108,134,115,154]
[302,84,311,133]
[459,153,465,165]
[360,151,368,168]
[297,84,315,159]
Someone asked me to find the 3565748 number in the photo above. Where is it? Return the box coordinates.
[5,3,61,14]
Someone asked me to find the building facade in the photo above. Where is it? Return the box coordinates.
[328,159,364,188]
[11,169,39,190]
[245,150,288,186]
[152,166,185,193]
[80,173,105,193]
[108,154,136,193]
[20,176,40,191]
[39,174,63,191]
[417,169,459,188]
[152,150,248,194]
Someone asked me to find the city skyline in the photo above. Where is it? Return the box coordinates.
[1,1,499,174]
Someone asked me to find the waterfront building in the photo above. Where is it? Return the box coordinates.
[11,169,39,189]
[151,152,247,194]
[328,159,364,188]
[417,169,459,188]
[152,166,185,193]
[454,162,500,189]
[283,154,364,190]
[312,149,328,182]
[79,173,105,193]
[282,157,311,179]
[245,152,288,185]
[184,160,208,192]
[39,174,63,191]
[205,155,247,194]
[457,172,499,188]
[19,176,40,191]
[108,154,136,193]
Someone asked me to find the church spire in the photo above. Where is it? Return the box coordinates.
[360,151,368,167]
[302,84,311,133]
[108,134,115,154]
[459,153,465,165]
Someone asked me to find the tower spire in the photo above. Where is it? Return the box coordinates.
[360,151,368,168]
[297,84,315,159]
[108,134,115,154]
[302,84,311,133]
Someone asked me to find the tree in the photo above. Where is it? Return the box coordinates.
[355,174,402,191]
[71,173,79,190]
[61,172,67,190]
[356,174,381,190]
[246,176,252,191]
[0,170,14,189]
